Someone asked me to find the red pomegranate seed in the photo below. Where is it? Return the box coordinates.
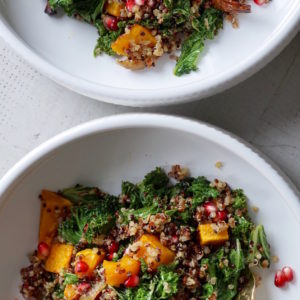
[126,0,135,11]
[77,282,91,294]
[254,0,267,5]
[216,210,227,221]
[171,235,179,243]
[108,241,119,254]
[203,202,217,216]
[103,15,118,31]
[106,252,114,261]
[282,266,294,282]
[135,0,145,5]
[75,261,89,273]
[124,275,140,288]
[38,242,50,257]
[274,270,286,288]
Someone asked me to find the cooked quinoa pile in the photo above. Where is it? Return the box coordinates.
[20,165,271,299]
[45,0,252,75]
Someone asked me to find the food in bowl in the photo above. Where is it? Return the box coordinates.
[44,0,265,75]
[20,165,271,299]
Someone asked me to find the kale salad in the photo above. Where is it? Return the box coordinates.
[44,0,255,75]
[20,165,271,299]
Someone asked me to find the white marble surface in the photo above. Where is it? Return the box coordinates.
[0,33,299,188]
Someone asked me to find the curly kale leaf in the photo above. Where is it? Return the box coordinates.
[61,184,120,212]
[49,0,105,22]
[58,205,115,244]
[121,181,143,209]
[231,216,254,245]
[188,176,219,208]
[118,263,179,300]
[174,8,223,76]
[94,21,125,56]
[232,189,247,209]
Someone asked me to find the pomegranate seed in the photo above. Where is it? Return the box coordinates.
[126,0,135,11]
[124,275,140,288]
[147,0,155,7]
[203,202,217,216]
[77,282,91,294]
[106,252,114,261]
[103,15,118,31]
[38,242,50,257]
[216,210,227,221]
[282,266,294,282]
[274,270,286,287]
[108,241,119,254]
[75,261,89,273]
[254,0,267,5]
[135,0,145,5]
[171,235,179,243]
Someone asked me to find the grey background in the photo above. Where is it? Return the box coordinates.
[0,33,299,187]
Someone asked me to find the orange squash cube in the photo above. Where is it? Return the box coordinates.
[106,1,125,17]
[198,224,229,246]
[75,248,105,278]
[64,284,78,300]
[136,234,175,270]
[103,255,140,287]
[45,243,74,273]
[111,24,157,56]
[39,190,72,251]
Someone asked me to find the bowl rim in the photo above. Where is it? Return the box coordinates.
[0,4,300,107]
[0,114,299,222]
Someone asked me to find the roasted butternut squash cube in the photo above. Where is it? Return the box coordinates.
[198,224,229,246]
[64,284,78,300]
[136,234,175,270]
[75,248,105,278]
[111,24,156,56]
[103,255,140,287]
[45,243,74,273]
[106,1,124,17]
[39,190,72,251]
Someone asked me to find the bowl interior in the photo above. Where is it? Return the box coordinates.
[0,0,299,104]
[0,124,299,299]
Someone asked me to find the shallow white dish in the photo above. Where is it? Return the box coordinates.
[0,114,299,299]
[0,1,299,106]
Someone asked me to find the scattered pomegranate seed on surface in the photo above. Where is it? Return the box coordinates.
[126,0,135,11]
[171,234,179,243]
[103,15,118,31]
[282,266,294,282]
[37,242,50,257]
[216,210,227,221]
[75,261,89,273]
[274,270,286,288]
[254,0,267,6]
[203,202,217,216]
[124,275,140,288]
[77,282,91,294]
[108,241,119,254]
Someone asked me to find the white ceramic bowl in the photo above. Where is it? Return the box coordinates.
[0,114,299,299]
[0,1,299,106]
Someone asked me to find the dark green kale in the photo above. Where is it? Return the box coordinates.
[232,189,247,209]
[58,205,115,244]
[94,21,125,56]
[231,216,254,245]
[248,225,271,266]
[49,0,105,23]
[54,284,64,299]
[118,263,179,300]
[121,181,143,209]
[174,8,223,76]
[187,176,219,209]
[60,184,120,211]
